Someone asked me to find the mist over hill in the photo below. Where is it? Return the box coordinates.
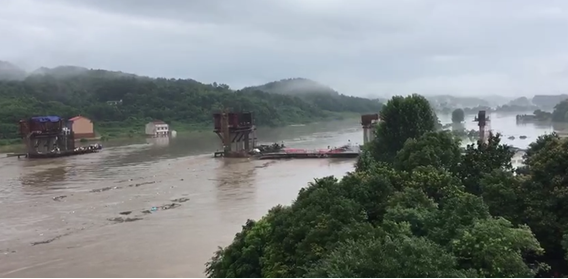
[243,78,382,114]
[0,62,382,141]
[0,61,26,81]
[244,78,340,97]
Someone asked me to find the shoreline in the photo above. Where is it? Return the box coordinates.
[0,115,364,154]
[0,128,210,154]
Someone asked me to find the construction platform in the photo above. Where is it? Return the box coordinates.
[7,148,101,159]
[257,152,359,160]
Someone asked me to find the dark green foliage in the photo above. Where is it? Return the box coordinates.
[307,233,471,278]
[514,134,568,274]
[206,94,553,278]
[393,131,462,173]
[552,99,568,122]
[207,164,544,277]
[457,133,515,196]
[205,219,270,278]
[0,70,382,140]
[366,94,437,165]
[533,109,552,121]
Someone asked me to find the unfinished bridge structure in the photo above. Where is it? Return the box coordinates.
[19,116,75,158]
[361,113,380,144]
[213,110,257,157]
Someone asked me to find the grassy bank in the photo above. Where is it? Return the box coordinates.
[0,138,25,153]
[95,121,211,140]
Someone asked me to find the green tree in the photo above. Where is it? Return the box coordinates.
[206,159,544,278]
[308,232,472,278]
[552,99,568,122]
[205,94,557,278]
[533,109,552,121]
[451,108,465,123]
[514,134,568,274]
[458,133,515,196]
[363,94,437,167]
[393,131,461,173]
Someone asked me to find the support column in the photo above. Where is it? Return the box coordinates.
[368,124,376,142]
[244,133,250,151]
[363,127,369,144]
[213,112,255,157]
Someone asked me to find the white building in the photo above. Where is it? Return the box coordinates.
[145,121,169,137]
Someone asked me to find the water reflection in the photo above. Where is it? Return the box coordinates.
[146,137,170,147]
[451,123,465,131]
[214,159,257,190]
[213,158,258,216]
[532,122,553,130]
[439,113,553,149]
[552,122,568,134]
[327,158,357,166]
[19,160,68,190]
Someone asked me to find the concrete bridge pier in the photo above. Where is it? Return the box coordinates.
[361,114,380,144]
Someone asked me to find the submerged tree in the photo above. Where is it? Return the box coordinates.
[451,108,465,123]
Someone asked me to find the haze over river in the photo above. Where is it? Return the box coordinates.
[0,113,559,277]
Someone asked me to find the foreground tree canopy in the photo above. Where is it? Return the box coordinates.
[552,99,568,122]
[206,94,568,278]
[0,67,382,140]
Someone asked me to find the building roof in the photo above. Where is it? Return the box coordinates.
[69,115,90,121]
[151,120,166,124]
[31,116,61,123]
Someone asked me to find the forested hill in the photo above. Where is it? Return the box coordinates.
[0,66,382,140]
[243,78,382,113]
[244,78,339,96]
[0,61,26,81]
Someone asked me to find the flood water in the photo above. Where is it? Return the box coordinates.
[0,114,558,277]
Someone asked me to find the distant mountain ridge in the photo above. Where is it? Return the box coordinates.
[244,78,340,97]
[31,65,89,78]
[243,78,382,113]
[532,94,568,109]
[0,62,384,141]
[0,61,26,81]
[0,61,138,81]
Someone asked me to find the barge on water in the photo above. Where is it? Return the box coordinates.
[257,151,359,160]
[210,110,363,160]
[255,144,360,160]
[8,145,103,159]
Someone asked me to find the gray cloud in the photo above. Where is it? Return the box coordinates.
[2,0,568,97]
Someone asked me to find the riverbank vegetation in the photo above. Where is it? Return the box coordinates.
[516,98,568,124]
[516,109,553,123]
[552,99,568,122]
[206,93,568,277]
[428,95,540,115]
[0,66,382,146]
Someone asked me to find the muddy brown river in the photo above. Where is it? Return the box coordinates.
[0,120,362,277]
[0,114,561,277]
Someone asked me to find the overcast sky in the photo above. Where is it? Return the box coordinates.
[2,0,568,97]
